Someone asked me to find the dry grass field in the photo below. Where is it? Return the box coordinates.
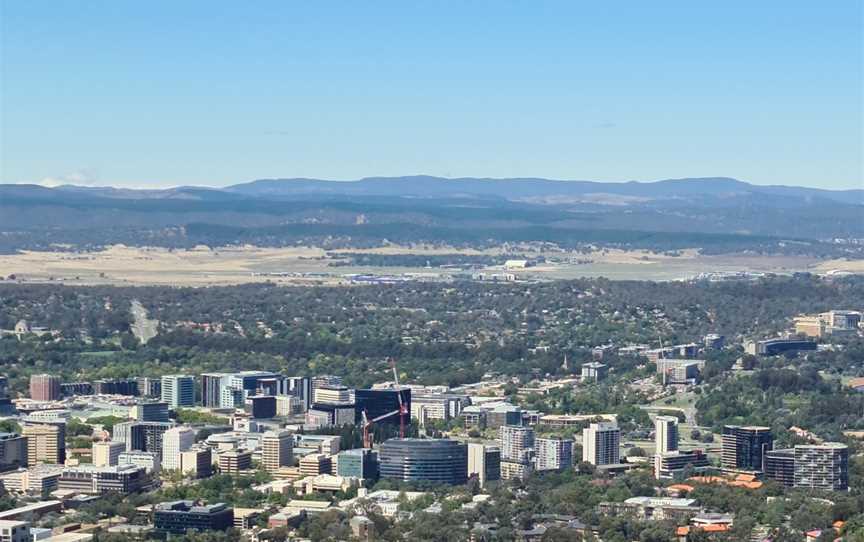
[0,244,859,286]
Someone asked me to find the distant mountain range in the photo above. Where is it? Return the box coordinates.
[0,176,861,255]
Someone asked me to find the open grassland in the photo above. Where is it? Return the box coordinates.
[0,244,860,286]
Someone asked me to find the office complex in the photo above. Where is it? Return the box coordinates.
[654,416,679,455]
[306,403,356,428]
[131,402,170,423]
[744,339,817,357]
[60,382,93,397]
[379,439,467,485]
[582,422,620,466]
[93,378,138,396]
[299,453,333,476]
[92,441,125,467]
[467,443,500,487]
[0,433,27,472]
[535,437,573,472]
[314,385,352,405]
[218,449,252,474]
[161,375,195,408]
[22,422,65,465]
[336,448,378,480]
[248,395,277,419]
[793,443,849,491]
[285,376,313,410]
[154,501,234,534]
[118,451,161,474]
[654,450,710,479]
[29,374,61,402]
[57,464,147,494]
[261,430,293,473]
[162,427,196,471]
[180,446,213,478]
[721,426,773,472]
[219,371,281,409]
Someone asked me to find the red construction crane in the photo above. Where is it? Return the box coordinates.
[390,358,409,439]
[361,408,400,448]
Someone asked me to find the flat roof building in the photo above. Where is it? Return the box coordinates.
[154,501,233,534]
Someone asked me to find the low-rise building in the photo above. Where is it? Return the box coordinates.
[154,501,233,534]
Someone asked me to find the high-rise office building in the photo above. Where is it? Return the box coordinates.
[218,371,281,409]
[721,426,773,472]
[161,375,195,409]
[285,377,312,410]
[260,431,293,473]
[793,443,849,491]
[582,422,620,466]
[654,416,679,455]
[535,437,573,472]
[113,421,173,454]
[0,433,28,472]
[162,427,196,471]
[467,443,500,487]
[92,441,125,467]
[379,438,468,485]
[201,373,228,408]
[22,422,65,464]
[29,375,61,402]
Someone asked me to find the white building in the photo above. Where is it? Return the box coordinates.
[118,451,160,474]
[582,422,620,466]
[654,416,679,455]
[535,437,573,471]
[161,427,195,471]
[161,375,194,409]
[0,520,29,542]
[499,425,534,464]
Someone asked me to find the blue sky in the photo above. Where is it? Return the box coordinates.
[1,1,862,189]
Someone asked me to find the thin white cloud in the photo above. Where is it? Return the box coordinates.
[37,168,99,187]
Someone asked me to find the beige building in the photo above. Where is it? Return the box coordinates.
[299,453,332,476]
[91,441,125,467]
[22,423,64,465]
[261,431,293,473]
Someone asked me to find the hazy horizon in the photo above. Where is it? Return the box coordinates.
[5,174,864,193]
